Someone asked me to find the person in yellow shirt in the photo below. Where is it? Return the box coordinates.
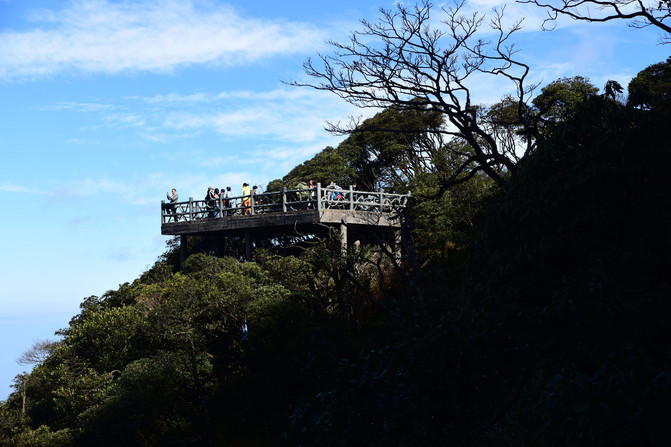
[241,183,251,215]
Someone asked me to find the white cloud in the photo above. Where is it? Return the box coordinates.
[0,0,325,80]
[52,174,166,206]
[142,92,221,104]
[34,84,355,152]
[157,86,358,142]
[0,181,37,194]
[38,101,116,112]
[102,113,147,129]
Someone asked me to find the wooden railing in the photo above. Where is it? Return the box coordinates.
[161,184,409,224]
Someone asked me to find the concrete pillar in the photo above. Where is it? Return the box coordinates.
[245,229,253,262]
[180,234,188,269]
[340,222,348,254]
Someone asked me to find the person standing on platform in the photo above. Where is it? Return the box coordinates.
[241,183,251,215]
[223,186,231,216]
[307,180,316,208]
[164,188,179,221]
[213,188,221,218]
[252,185,259,210]
[225,186,234,215]
[205,186,216,218]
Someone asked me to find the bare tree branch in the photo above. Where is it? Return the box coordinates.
[286,0,537,188]
[518,0,671,44]
[17,339,57,366]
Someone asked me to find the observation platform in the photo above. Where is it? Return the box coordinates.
[161,184,409,262]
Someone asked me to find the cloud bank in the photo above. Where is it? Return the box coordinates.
[0,0,324,80]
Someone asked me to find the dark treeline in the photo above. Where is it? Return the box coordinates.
[2,4,671,444]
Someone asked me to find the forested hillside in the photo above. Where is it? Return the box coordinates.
[2,2,671,444]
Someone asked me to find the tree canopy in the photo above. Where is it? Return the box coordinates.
[627,56,671,110]
[283,104,448,191]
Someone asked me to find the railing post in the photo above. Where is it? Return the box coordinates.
[218,195,223,218]
[349,185,354,210]
[250,193,255,215]
[316,183,322,210]
[379,188,384,211]
[161,200,165,223]
[281,187,287,213]
[189,197,194,221]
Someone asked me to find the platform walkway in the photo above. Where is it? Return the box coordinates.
[161,184,409,262]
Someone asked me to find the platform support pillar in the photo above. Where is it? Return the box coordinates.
[340,222,348,254]
[180,234,188,269]
[245,229,253,262]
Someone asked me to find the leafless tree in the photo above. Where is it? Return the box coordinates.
[17,339,56,366]
[16,339,57,419]
[287,0,537,188]
[519,0,671,44]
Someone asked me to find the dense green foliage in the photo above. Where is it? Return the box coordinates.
[283,105,446,192]
[531,76,599,131]
[628,57,671,111]
[3,61,671,445]
[464,95,671,445]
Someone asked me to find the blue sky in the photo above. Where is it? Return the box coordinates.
[0,0,667,400]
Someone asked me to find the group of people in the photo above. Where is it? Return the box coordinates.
[162,183,258,221]
[205,183,259,217]
[326,181,357,202]
[294,179,317,205]
[293,179,355,206]
[163,180,358,222]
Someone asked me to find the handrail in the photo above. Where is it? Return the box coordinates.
[161,183,410,224]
